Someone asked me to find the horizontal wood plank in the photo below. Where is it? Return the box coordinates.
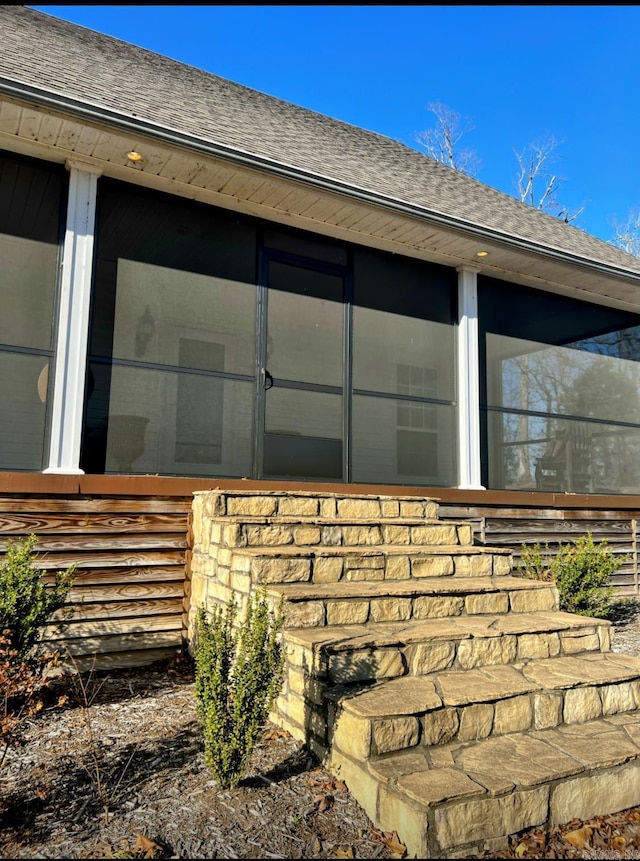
[52,598,184,622]
[0,512,189,534]
[62,581,184,604]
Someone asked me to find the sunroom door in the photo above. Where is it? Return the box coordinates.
[257,252,348,481]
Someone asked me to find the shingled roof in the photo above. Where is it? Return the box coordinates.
[1,4,639,278]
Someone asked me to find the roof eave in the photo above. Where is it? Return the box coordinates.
[2,75,639,287]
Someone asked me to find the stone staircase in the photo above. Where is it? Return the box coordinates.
[188,489,640,858]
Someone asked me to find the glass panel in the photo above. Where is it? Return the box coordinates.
[0,234,58,350]
[0,352,49,470]
[86,363,253,477]
[109,259,256,375]
[353,308,455,399]
[487,409,640,495]
[267,262,343,387]
[486,333,640,424]
[352,395,456,486]
[264,387,342,479]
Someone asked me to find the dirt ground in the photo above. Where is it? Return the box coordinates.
[2,598,640,860]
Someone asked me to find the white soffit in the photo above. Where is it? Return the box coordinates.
[1,96,639,313]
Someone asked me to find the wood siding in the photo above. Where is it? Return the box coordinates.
[0,493,190,669]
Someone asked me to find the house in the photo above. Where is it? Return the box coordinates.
[2,3,640,650]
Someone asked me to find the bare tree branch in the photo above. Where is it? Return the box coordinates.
[513,135,584,223]
[415,102,482,178]
[610,208,640,257]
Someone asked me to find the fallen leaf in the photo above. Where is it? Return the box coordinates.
[263,727,290,741]
[132,834,162,859]
[335,780,347,792]
[314,793,334,813]
[57,694,69,707]
[33,787,47,801]
[612,835,626,850]
[515,842,527,857]
[334,847,354,859]
[565,826,592,849]
[382,831,407,857]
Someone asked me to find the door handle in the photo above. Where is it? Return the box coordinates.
[264,369,274,391]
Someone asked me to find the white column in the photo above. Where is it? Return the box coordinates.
[44,159,102,474]
[457,265,485,489]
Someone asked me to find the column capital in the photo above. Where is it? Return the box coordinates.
[65,158,103,177]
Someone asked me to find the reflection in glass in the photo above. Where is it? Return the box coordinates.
[0,353,49,470]
[352,395,456,486]
[90,364,253,477]
[264,387,342,479]
[267,262,343,387]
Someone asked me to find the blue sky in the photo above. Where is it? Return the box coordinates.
[32,5,640,245]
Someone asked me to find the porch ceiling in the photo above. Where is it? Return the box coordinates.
[1,95,639,313]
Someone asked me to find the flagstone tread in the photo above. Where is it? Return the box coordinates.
[204,515,467,527]
[285,611,605,650]
[270,575,553,601]
[522,652,640,688]
[235,543,511,557]
[365,714,640,800]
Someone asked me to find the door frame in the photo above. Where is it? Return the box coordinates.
[254,247,352,481]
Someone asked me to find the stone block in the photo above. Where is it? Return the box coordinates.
[398,768,484,807]
[411,525,458,545]
[517,632,561,660]
[510,588,557,613]
[551,765,640,825]
[601,682,637,715]
[245,525,292,546]
[313,557,343,583]
[326,600,369,625]
[285,601,325,628]
[413,596,464,619]
[412,556,454,578]
[373,716,420,754]
[320,497,337,518]
[457,525,473,545]
[346,568,384,581]
[334,710,371,759]
[381,499,400,517]
[337,498,381,519]
[599,625,612,651]
[329,750,379,824]
[563,686,602,723]
[400,501,426,517]
[278,497,319,516]
[434,787,549,850]
[342,526,382,545]
[203,492,226,517]
[493,556,512,576]
[293,526,321,545]
[465,593,509,615]
[457,636,517,669]
[344,554,384,569]
[410,642,455,674]
[533,693,563,729]
[329,648,405,684]
[493,695,532,735]
[386,556,411,580]
[560,631,600,654]
[458,703,494,741]
[376,785,428,860]
[252,557,311,583]
[370,598,412,622]
[382,525,410,544]
[321,526,342,546]
[227,496,277,516]
[423,707,459,746]
[426,502,439,519]
[471,555,494,576]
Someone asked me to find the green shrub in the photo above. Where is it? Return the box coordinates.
[194,587,285,790]
[519,533,624,618]
[0,534,75,660]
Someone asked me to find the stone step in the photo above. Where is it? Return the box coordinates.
[330,652,640,761]
[225,543,513,585]
[276,612,611,744]
[193,489,440,522]
[329,710,640,858]
[206,518,475,550]
[267,576,558,629]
